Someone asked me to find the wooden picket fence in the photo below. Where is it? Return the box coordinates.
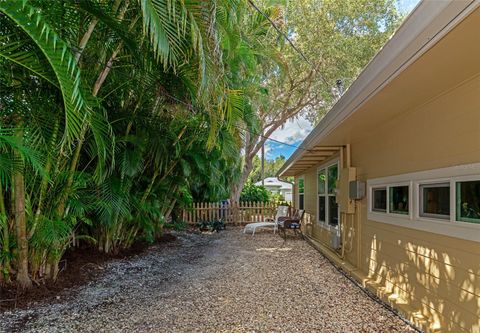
[182,201,277,225]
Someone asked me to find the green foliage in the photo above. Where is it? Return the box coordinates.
[270,192,286,204]
[234,0,403,201]
[165,219,187,231]
[248,155,288,183]
[240,182,270,202]
[0,0,262,285]
[0,0,405,288]
[0,0,89,143]
[196,219,225,233]
[277,0,403,122]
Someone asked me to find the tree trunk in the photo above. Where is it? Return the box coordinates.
[57,129,85,217]
[140,170,159,206]
[30,119,59,238]
[231,155,254,202]
[0,183,11,283]
[57,5,134,217]
[13,134,32,288]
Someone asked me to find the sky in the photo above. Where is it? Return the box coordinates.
[263,0,420,161]
[265,116,313,159]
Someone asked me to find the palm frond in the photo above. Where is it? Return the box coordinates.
[139,0,188,68]
[0,0,89,142]
[0,35,58,86]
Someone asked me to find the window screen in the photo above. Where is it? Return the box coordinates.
[372,187,387,212]
[389,186,409,215]
[456,180,480,223]
[420,183,450,219]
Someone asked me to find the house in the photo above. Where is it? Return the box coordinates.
[255,177,293,201]
[277,2,480,332]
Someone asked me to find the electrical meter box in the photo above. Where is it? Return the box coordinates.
[349,180,365,200]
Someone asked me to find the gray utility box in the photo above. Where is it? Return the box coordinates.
[349,180,365,200]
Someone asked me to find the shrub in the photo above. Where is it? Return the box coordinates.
[196,219,225,232]
[240,182,270,202]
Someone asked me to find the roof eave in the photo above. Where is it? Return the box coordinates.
[278,0,478,178]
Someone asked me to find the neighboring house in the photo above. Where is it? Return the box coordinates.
[255,177,293,202]
[278,2,480,333]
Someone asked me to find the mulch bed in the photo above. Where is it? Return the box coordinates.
[0,233,177,312]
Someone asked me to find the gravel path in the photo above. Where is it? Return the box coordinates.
[1,228,417,333]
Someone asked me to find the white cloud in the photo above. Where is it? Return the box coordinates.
[269,115,313,144]
[255,115,314,158]
[255,115,313,159]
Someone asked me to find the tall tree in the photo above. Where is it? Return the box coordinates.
[231,0,402,201]
[0,0,254,287]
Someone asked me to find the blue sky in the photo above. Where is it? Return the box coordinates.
[264,116,312,160]
[396,0,420,14]
[266,141,299,160]
[264,0,420,161]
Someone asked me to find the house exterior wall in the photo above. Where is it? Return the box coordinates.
[295,155,344,250]
[297,74,480,332]
[280,188,292,202]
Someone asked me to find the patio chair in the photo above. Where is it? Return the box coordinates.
[278,209,305,240]
[243,205,289,236]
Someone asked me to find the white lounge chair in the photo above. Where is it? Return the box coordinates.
[243,205,289,235]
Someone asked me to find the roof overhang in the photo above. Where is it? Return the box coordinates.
[280,146,342,177]
[278,0,479,178]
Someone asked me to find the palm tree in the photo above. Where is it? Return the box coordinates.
[0,0,270,287]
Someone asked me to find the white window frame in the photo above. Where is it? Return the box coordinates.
[367,162,480,243]
[453,175,480,224]
[371,186,387,213]
[418,182,451,220]
[368,182,412,218]
[387,182,412,217]
[317,159,339,229]
[297,175,305,210]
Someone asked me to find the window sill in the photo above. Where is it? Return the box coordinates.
[367,211,480,243]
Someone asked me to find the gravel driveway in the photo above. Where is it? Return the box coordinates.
[1,228,417,333]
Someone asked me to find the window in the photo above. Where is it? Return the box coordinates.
[328,165,338,194]
[389,186,409,215]
[456,180,480,223]
[372,187,387,212]
[317,163,339,226]
[420,183,450,219]
[298,177,304,210]
[318,197,326,222]
[329,196,339,225]
[318,169,326,194]
[367,163,480,243]
[318,169,326,222]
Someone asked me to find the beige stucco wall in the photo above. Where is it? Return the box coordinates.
[296,59,480,333]
[353,73,480,333]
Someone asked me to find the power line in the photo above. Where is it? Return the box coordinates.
[233,123,311,151]
[247,0,310,66]
[158,89,314,153]
[246,0,331,87]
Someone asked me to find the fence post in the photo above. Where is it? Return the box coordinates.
[214,202,217,221]
[232,201,237,225]
[261,201,264,222]
[196,202,200,224]
[207,202,212,221]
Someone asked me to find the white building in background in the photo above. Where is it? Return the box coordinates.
[255,177,292,202]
